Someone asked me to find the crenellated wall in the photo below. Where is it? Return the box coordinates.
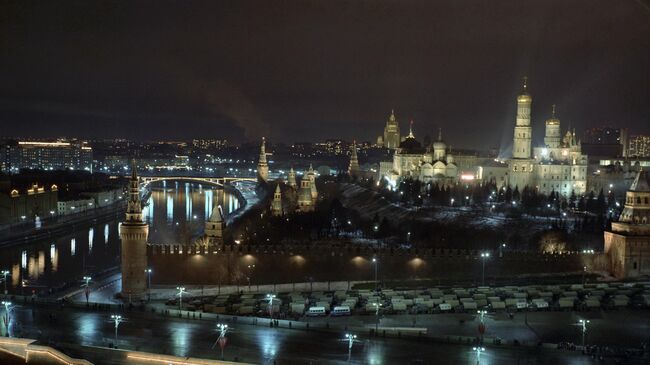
[147,243,608,286]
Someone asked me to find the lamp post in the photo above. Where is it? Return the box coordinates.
[480,252,490,286]
[373,302,381,334]
[110,314,123,345]
[2,301,11,337]
[213,323,229,359]
[472,347,486,365]
[83,276,92,305]
[1,270,9,294]
[266,294,276,318]
[176,286,186,312]
[372,257,378,292]
[578,319,590,347]
[144,269,152,302]
[246,265,255,291]
[343,333,359,361]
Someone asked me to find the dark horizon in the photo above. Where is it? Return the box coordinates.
[1,0,649,149]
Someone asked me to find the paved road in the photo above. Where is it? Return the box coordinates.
[2,305,642,364]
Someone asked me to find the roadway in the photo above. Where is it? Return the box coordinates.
[3,305,641,364]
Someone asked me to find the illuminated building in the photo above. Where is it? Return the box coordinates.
[257,137,269,182]
[506,78,588,196]
[5,140,93,172]
[348,141,360,177]
[380,123,458,186]
[118,161,149,301]
[204,204,225,245]
[0,183,58,224]
[628,135,650,158]
[271,183,283,216]
[297,176,314,212]
[604,169,650,278]
[380,110,401,149]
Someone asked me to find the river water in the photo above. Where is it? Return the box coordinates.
[0,181,241,294]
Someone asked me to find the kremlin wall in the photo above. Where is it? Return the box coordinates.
[147,243,608,286]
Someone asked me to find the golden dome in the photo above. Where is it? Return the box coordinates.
[517,76,532,103]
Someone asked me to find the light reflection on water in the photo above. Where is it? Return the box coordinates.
[0,182,240,293]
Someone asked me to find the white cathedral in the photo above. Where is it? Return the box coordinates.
[379,119,458,186]
[507,78,588,196]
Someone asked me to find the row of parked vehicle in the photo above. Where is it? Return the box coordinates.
[165,280,650,317]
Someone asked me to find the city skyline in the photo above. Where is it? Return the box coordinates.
[1,1,649,148]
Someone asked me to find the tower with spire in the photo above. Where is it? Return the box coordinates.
[297,174,314,213]
[382,109,401,149]
[287,167,297,188]
[513,77,533,159]
[604,169,650,278]
[307,164,318,204]
[544,104,561,148]
[348,140,360,177]
[119,160,149,301]
[257,137,269,182]
[271,183,283,216]
[205,204,225,245]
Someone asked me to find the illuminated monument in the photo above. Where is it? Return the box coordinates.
[119,160,149,301]
[507,77,588,196]
[348,140,360,177]
[604,169,650,278]
[380,109,401,149]
[257,137,269,182]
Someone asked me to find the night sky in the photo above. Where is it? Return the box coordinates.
[1,0,649,150]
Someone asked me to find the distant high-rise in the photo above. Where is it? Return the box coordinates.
[382,110,401,149]
[1,139,93,173]
[628,135,650,158]
[118,160,148,301]
[257,137,269,182]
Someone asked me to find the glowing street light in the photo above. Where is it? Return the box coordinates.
[343,333,360,361]
[578,319,590,347]
[176,286,187,311]
[472,347,486,364]
[372,257,379,292]
[2,301,12,337]
[1,270,9,294]
[83,276,92,304]
[480,252,490,286]
[477,310,487,323]
[110,314,123,345]
[144,269,152,302]
[266,294,276,318]
[372,302,382,333]
[213,323,230,359]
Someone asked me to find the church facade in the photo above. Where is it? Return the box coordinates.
[507,78,588,197]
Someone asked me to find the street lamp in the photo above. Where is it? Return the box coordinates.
[372,257,378,292]
[246,265,255,291]
[477,310,487,323]
[110,314,123,345]
[343,333,360,361]
[145,269,152,301]
[578,319,590,347]
[372,302,382,333]
[480,252,490,286]
[1,270,9,294]
[176,286,187,311]
[472,347,486,364]
[266,294,276,318]
[213,323,229,359]
[1,301,11,337]
[83,276,92,304]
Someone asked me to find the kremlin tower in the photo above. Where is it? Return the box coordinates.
[257,137,269,182]
[119,160,149,301]
[287,167,297,188]
[205,204,225,245]
[348,141,360,177]
[271,183,283,216]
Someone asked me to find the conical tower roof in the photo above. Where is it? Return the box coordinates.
[629,169,650,192]
[208,205,224,223]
